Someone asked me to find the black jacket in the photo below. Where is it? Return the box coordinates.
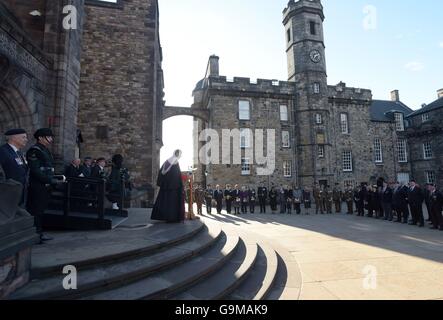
[0,143,28,186]
[408,186,424,207]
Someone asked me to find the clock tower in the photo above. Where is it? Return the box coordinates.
[283,0,332,187]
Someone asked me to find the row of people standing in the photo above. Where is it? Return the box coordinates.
[352,179,443,231]
[192,184,313,215]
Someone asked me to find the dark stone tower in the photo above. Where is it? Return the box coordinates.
[283,0,331,187]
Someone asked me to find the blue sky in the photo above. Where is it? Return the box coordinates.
[159,0,443,169]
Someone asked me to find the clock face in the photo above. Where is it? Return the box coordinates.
[310,50,321,63]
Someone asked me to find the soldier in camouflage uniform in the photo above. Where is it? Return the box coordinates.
[325,185,333,214]
[313,184,324,214]
[344,186,354,214]
[332,183,343,213]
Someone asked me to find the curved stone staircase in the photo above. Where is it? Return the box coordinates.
[8,220,296,300]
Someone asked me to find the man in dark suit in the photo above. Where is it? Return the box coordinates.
[257,184,268,213]
[427,184,443,231]
[0,128,29,207]
[80,157,93,177]
[64,158,82,178]
[407,180,425,227]
[91,157,107,179]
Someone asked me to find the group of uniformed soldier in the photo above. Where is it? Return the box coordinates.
[187,181,443,231]
[1,128,61,244]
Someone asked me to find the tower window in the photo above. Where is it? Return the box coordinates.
[241,158,251,175]
[239,100,250,120]
[240,128,251,149]
[280,105,288,121]
[287,29,291,43]
[340,113,349,134]
[313,83,320,94]
[282,131,290,148]
[318,145,325,158]
[315,114,322,124]
[310,21,317,35]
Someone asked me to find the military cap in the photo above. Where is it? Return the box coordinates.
[4,128,26,136]
[34,128,54,139]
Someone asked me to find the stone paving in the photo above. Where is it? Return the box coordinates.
[197,205,443,300]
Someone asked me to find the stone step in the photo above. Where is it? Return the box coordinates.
[226,242,278,300]
[81,232,240,300]
[170,239,258,300]
[9,224,222,300]
[30,220,205,279]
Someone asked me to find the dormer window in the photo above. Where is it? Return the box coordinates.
[422,113,429,123]
[394,113,404,131]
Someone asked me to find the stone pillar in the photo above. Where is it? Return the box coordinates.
[391,90,400,102]
[0,179,39,299]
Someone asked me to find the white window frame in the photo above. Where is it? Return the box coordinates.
[423,142,433,159]
[313,83,320,94]
[283,160,292,178]
[395,113,405,131]
[422,113,429,123]
[318,145,325,158]
[240,128,251,149]
[374,138,383,163]
[342,151,353,172]
[241,158,251,176]
[315,114,322,124]
[282,131,290,148]
[280,105,288,121]
[397,139,408,163]
[340,113,349,134]
[239,100,250,121]
[426,171,436,184]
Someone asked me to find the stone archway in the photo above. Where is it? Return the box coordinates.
[0,88,36,142]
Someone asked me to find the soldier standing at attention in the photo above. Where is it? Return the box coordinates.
[332,183,343,214]
[224,184,233,214]
[319,185,326,214]
[194,184,205,215]
[204,184,214,214]
[26,128,61,244]
[213,184,224,214]
[344,186,354,214]
[325,185,333,214]
[313,184,322,214]
[257,183,268,213]
[249,186,257,214]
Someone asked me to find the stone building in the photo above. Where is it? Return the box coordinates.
[0,0,164,199]
[406,90,443,187]
[193,0,420,189]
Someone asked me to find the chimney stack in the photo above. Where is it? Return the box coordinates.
[390,90,400,102]
[205,55,219,78]
[437,88,443,99]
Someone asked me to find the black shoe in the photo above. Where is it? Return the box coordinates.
[40,234,54,242]
[418,224,424,227]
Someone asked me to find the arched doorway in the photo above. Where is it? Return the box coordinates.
[0,87,35,144]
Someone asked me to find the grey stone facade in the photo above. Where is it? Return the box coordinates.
[193,0,420,189]
[0,0,164,199]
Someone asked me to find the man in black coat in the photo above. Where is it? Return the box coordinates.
[80,157,93,178]
[427,184,443,231]
[0,129,29,207]
[407,180,425,227]
[392,182,409,223]
[213,185,224,214]
[91,157,107,179]
[257,184,268,213]
[381,181,393,221]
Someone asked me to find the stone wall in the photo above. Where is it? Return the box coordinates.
[407,108,443,187]
[78,0,164,195]
[0,248,31,299]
